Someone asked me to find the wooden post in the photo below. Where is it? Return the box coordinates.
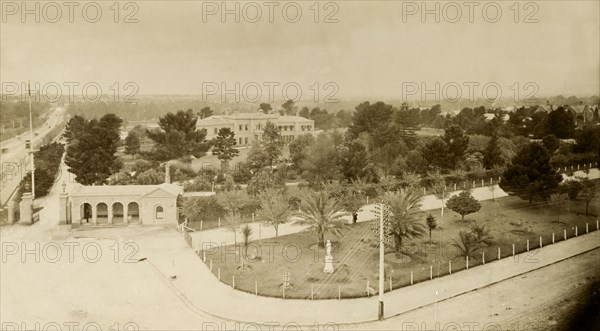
[466,256,469,269]
[552,232,555,244]
[389,277,392,292]
[564,229,567,240]
[202,251,206,262]
[210,259,213,271]
[410,271,413,285]
[449,260,452,274]
[497,247,501,260]
[482,252,485,264]
[232,275,235,289]
[255,281,258,296]
[218,217,221,227]
[217,268,221,281]
[575,226,578,237]
[539,236,543,248]
[200,220,203,230]
[481,179,484,187]
[338,285,341,300]
[526,240,529,252]
[512,243,515,256]
[366,280,370,297]
[430,265,433,280]
[586,223,589,233]
[577,164,580,170]
[311,285,314,300]
[423,187,426,195]
[597,219,599,230]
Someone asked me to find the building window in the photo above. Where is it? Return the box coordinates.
[239,125,243,131]
[245,137,248,144]
[155,206,164,219]
[245,124,249,131]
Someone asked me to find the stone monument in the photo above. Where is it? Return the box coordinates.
[323,240,334,273]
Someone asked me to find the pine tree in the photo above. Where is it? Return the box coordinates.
[483,131,503,169]
[124,131,141,158]
[211,128,239,172]
[500,143,563,203]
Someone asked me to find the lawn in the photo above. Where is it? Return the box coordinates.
[202,193,599,299]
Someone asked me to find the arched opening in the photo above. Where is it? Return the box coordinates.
[112,202,124,224]
[155,205,164,220]
[127,202,140,223]
[81,203,92,224]
[96,203,108,224]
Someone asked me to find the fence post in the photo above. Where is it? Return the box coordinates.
[366,280,370,297]
[410,271,414,285]
[449,260,452,274]
[454,183,457,191]
[311,285,314,300]
[423,187,426,195]
[552,232,555,244]
[472,180,475,187]
[490,178,493,185]
[526,240,529,251]
[255,281,258,296]
[338,285,341,300]
[575,226,578,237]
[466,256,469,269]
[218,217,221,227]
[481,179,484,187]
[217,268,221,281]
[497,247,501,260]
[586,223,589,233]
[210,259,213,271]
[389,277,392,292]
[564,229,567,240]
[203,251,206,263]
[232,275,235,289]
[430,265,433,280]
[512,243,515,256]
[482,252,485,264]
[539,236,543,248]
[597,219,599,230]
[577,164,580,170]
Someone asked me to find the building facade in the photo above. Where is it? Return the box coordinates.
[197,112,315,146]
[65,183,182,226]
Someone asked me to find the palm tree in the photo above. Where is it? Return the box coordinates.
[241,224,253,257]
[256,188,292,237]
[452,223,493,258]
[452,231,483,259]
[294,190,349,248]
[380,189,427,257]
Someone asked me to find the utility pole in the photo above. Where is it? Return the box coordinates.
[27,81,35,199]
[374,202,388,320]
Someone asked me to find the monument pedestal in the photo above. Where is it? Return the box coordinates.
[19,193,33,225]
[323,255,334,273]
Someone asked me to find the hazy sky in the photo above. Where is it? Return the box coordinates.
[2,0,599,101]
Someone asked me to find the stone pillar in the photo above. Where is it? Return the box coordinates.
[58,193,68,225]
[92,204,97,225]
[7,200,15,224]
[108,203,113,224]
[123,204,128,224]
[19,193,33,225]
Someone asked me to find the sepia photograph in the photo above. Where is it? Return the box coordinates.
[1,1,599,330]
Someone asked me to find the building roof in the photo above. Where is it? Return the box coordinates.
[277,115,314,123]
[196,116,235,125]
[70,183,182,197]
